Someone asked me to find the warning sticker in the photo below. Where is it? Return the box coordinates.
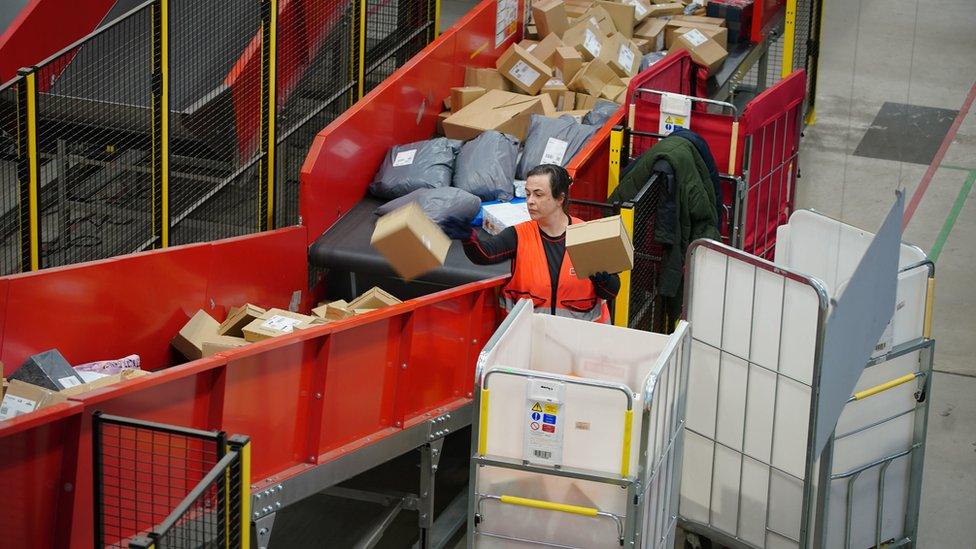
[583,29,602,58]
[509,60,541,88]
[524,379,566,466]
[495,0,518,48]
[0,394,37,420]
[261,315,303,333]
[683,28,709,47]
[540,137,569,165]
[658,92,693,135]
[392,149,416,167]
[617,43,635,72]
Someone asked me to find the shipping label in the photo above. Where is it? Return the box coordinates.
[683,28,709,47]
[58,376,82,389]
[495,0,518,48]
[510,60,541,88]
[618,44,636,71]
[583,29,602,58]
[540,137,569,165]
[261,315,303,333]
[0,394,38,420]
[626,0,649,18]
[523,378,566,466]
[392,149,416,167]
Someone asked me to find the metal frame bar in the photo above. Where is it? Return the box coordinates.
[151,0,170,248]
[260,0,278,232]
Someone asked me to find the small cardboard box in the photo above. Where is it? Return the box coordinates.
[60,369,151,397]
[567,59,624,97]
[600,84,627,103]
[442,90,555,141]
[577,5,617,36]
[553,46,584,81]
[673,14,726,27]
[631,37,653,54]
[670,28,728,74]
[172,310,221,361]
[597,1,636,38]
[599,33,640,77]
[671,24,728,50]
[450,86,487,113]
[9,349,85,391]
[556,109,591,123]
[542,78,569,102]
[634,17,668,51]
[482,202,531,235]
[576,92,600,110]
[564,20,605,61]
[312,300,355,321]
[533,0,571,38]
[219,303,266,337]
[544,85,576,111]
[518,39,540,52]
[566,215,634,278]
[371,201,452,280]
[532,33,565,65]
[464,67,512,91]
[348,287,402,310]
[496,44,553,95]
[647,2,684,16]
[202,337,249,357]
[242,309,317,342]
[621,0,653,23]
[0,380,68,420]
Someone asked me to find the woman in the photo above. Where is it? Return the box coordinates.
[441,164,620,323]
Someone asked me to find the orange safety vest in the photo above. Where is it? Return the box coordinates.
[501,218,611,323]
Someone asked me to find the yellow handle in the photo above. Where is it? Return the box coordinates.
[498,495,599,517]
[620,409,633,477]
[923,276,935,339]
[851,373,920,402]
[478,388,490,455]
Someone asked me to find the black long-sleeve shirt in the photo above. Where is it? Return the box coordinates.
[460,225,621,312]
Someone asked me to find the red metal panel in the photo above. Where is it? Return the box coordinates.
[750,0,785,44]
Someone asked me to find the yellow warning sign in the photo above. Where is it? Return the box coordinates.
[531,402,543,412]
[543,403,558,414]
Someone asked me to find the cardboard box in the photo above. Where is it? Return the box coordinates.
[634,17,668,51]
[577,5,617,36]
[555,109,592,123]
[348,287,402,310]
[312,300,356,321]
[464,67,512,91]
[576,92,600,110]
[242,309,317,342]
[533,0,571,38]
[621,0,653,23]
[532,33,565,65]
[60,369,151,397]
[553,46,584,81]
[599,33,640,77]
[518,39,540,52]
[563,20,605,61]
[219,303,266,337]
[566,215,635,277]
[631,37,653,54]
[371,201,452,280]
[668,22,728,49]
[201,337,249,357]
[496,44,553,95]
[567,59,624,97]
[0,380,68,420]
[442,90,555,141]
[443,96,452,111]
[673,14,726,27]
[670,28,728,74]
[543,83,576,111]
[526,23,539,39]
[647,2,684,16]
[482,202,531,235]
[172,310,221,361]
[9,349,85,391]
[450,86,487,113]
[600,83,627,102]
[597,1,636,38]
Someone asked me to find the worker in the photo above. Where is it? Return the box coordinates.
[441,164,620,323]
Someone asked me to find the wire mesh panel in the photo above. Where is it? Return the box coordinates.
[275,0,357,228]
[362,0,436,94]
[627,180,667,333]
[151,453,239,549]
[0,78,24,275]
[33,5,155,268]
[795,0,821,117]
[94,414,224,549]
[168,0,263,246]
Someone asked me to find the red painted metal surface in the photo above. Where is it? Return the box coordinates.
[750,0,785,44]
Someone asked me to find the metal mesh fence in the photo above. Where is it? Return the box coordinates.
[796,0,821,116]
[94,414,223,549]
[152,451,241,549]
[168,0,263,246]
[34,5,154,268]
[362,0,436,94]
[625,179,667,333]
[0,78,24,275]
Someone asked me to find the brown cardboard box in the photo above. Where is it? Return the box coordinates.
[596,1,635,38]
[242,309,317,342]
[533,0,570,38]
[649,0,676,3]
[348,287,402,310]
[567,59,624,97]
[672,14,726,27]
[532,33,565,65]
[575,92,600,110]
[541,78,570,106]
[312,300,355,321]
[219,303,266,337]
[61,369,151,397]
[437,111,450,135]
[553,46,584,81]
[518,39,540,52]
[566,215,635,277]
[549,88,576,111]
[577,5,617,36]
[496,44,553,95]
[464,67,512,91]
[172,310,221,361]
[671,24,728,50]
[631,37,652,54]
[563,20,605,61]
[0,380,68,420]
[443,96,452,111]
[450,86,487,113]
[600,83,627,102]
[370,201,452,280]
[527,23,538,39]
[634,17,668,51]
[599,33,640,77]
[669,28,727,74]
[442,90,555,141]
[555,109,592,123]
[201,337,249,357]
[621,0,652,23]
[647,2,684,16]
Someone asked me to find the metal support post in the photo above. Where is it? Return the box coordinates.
[150,0,169,248]
[418,438,444,548]
[16,68,39,271]
[254,512,277,549]
[259,0,278,232]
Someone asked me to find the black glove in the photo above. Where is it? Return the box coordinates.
[589,271,612,286]
[440,216,473,240]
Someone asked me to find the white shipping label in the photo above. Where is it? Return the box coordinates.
[527,43,538,52]
[683,28,709,47]
[392,149,416,167]
[58,376,82,389]
[630,0,648,18]
[658,91,693,135]
[590,17,599,26]
[583,29,602,58]
[494,0,518,48]
[656,32,665,51]
[510,60,542,88]
[0,394,38,420]
[540,137,569,165]
[261,315,303,333]
[546,78,564,86]
[523,378,566,466]
[618,43,636,71]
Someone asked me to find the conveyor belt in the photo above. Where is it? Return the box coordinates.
[309,196,511,287]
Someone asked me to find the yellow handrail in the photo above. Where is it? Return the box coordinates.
[498,495,599,517]
[849,372,923,402]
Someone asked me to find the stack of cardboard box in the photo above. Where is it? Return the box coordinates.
[437,0,729,140]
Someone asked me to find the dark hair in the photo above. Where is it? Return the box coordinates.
[526,164,572,212]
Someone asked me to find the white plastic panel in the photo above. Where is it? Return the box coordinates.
[739,456,770,546]
[722,256,756,359]
[771,376,811,479]
[686,340,720,437]
[710,444,743,534]
[767,468,803,542]
[689,245,728,348]
[716,353,749,450]
[743,363,777,461]
[777,277,820,386]
[679,430,714,524]
[750,268,785,372]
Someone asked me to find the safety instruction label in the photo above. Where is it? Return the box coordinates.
[618,43,636,71]
[683,28,709,47]
[0,394,37,420]
[523,379,565,466]
[392,149,416,167]
[540,137,569,165]
[495,0,518,48]
[261,315,303,333]
[58,376,82,389]
[583,29,602,58]
[659,92,692,135]
[509,60,541,88]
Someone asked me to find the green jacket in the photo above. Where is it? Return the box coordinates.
[610,137,720,316]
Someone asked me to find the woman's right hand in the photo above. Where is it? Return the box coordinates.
[439,216,473,240]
